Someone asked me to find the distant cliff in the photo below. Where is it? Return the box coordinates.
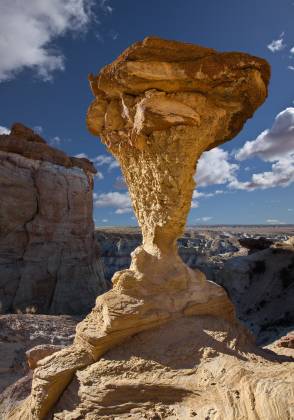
[0,123,107,314]
[95,228,239,283]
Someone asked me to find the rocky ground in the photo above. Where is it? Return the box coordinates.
[0,315,80,394]
[1,317,293,420]
[96,225,293,283]
[96,226,294,343]
[1,228,293,403]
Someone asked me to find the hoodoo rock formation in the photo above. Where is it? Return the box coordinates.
[0,124,107,315]
[6,38,293,420]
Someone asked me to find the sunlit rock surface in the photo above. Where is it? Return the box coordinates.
[6,38,283,420]
[0,124,107,315]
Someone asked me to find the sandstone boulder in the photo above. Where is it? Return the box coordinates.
[26,345,64,370]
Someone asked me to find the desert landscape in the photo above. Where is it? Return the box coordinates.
[0,1,294,419]
[1,35,294,419]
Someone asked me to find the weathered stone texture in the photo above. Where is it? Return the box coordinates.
[53,317,294,420]
[0,124,107,315]
[6,38,275,419]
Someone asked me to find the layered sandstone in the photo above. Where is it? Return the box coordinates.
[0,124,107,315]
[7,38,273,419]
[50,317,294,419]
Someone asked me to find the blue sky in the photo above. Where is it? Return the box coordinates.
[0,0,293,226]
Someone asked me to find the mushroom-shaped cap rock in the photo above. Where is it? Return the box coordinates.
[87,36,270,153]
[87,37,270,255]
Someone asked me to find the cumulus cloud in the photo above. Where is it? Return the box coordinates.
[191,201,199,208]
[235,108,294,162]
[108,160,120,170]
[230,158,294,190]
[196,148,238,187]
[0,0,99,82]
[93,154,119,171]
[288,66,294,71]
[93,155,113,166]
[74,153,119,181]
[94,191,132,214]
[267,35,286,52]
[193,191,213,199]
[290,46,294,55]
[95,171,104,180]
[0,125,10,135]
[232,107,294,191]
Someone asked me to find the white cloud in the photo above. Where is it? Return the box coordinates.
[235,108,294,162]
[0,0,96,82]
[33,125,43,134]
[266,219,286,225]
[49,136,62,146]
[108,160,120,170]
[196,148,238,187]
[93,154,119,171]
[102,218,108,223]
[93,155,113,166]
[95,171,104,180]
[288,66,294,71]
[193,191,212,199]
[94,191,132,214]
[100,0,113,13]
[191,108,294,194]
[191,188,225,208]
[75,153,89,159]
[229,158,294,190]
[195,216,213,223]
[0,125,10,135]
[231,107,294,191]
[267,36,286,52]
[115,207,132,214]
[290,46,294,55]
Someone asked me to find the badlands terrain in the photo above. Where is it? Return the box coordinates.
[0,37,293,419]
[1,225,293,399]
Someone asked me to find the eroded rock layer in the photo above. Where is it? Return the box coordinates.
[87,37,269,254]
[52,317,294,420]
[0,124,107,315]
[7,38,271,419]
